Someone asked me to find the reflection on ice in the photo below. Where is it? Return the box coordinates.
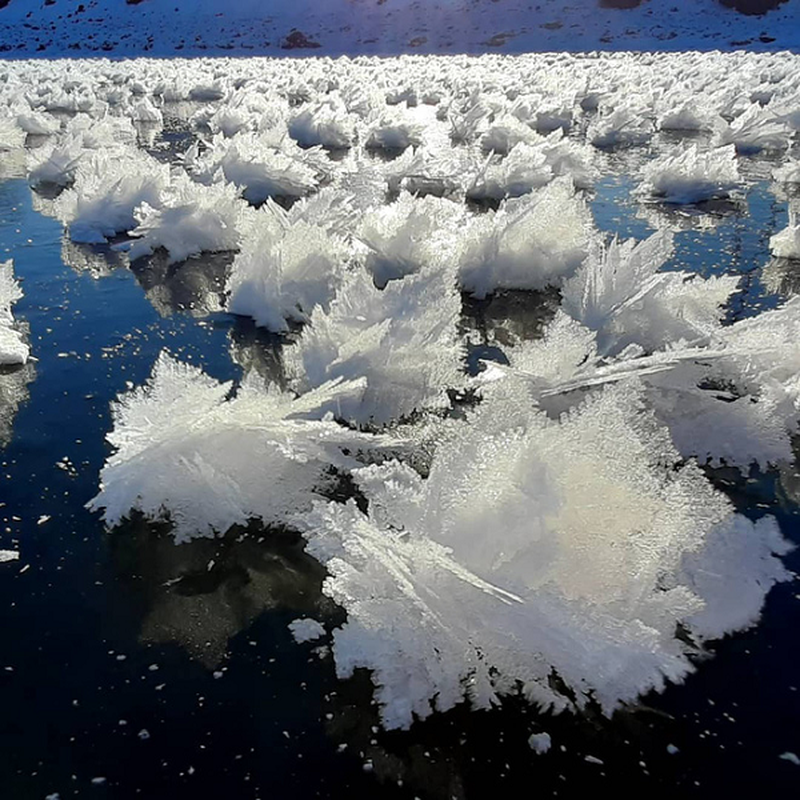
[128,247,234,317]
[762,255,800,296]
[0,361,35,448]
[110,516,336,668]
[61,238,129,280]
[636,197,746,233]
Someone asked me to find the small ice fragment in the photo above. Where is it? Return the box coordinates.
[584,755,604,765]
[45,794,60,800]
[118,720,127,726]
[528,732,552,754]
[90,777,106,785]
[212,671,223,680]
[780,752,800,765]
[362,761,373,772]
[666,744,680,755]
[138,729,150,741]
[18,564,29,574]
[288,618,326,644]
[148,664,159,671]
[0,550,19,563]
[37,515,51,525]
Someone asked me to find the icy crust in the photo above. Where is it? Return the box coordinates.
[0,261,29,366]
[298,382,791,729]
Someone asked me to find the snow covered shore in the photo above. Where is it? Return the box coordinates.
[0,0,797,57]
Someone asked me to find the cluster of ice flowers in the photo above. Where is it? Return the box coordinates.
[2,50,798,731]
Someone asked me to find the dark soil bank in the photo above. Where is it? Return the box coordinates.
[718,0,788,14]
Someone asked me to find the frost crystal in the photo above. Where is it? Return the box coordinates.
[770,207,800,259]
[458,178,592,297]
[289,618,326,643]
[285,269,464,424]
[88,352,385,543]
[299,382,790,729]
[226,201,349,332]
[639,145,741,205]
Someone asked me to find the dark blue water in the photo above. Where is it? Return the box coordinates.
[0,155,798,800]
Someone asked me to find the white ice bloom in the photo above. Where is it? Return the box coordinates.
[289,99,355,149]
[12,105,60,136]
[285,269,464,425]
[588,105,654,149]
[188,132,324,205]
[466,142,553,202]
[645,366,796,469]
[499,268,800,470]
[226,201,350,332]
[129,97,163,125]
[366,115,424,152]
[639,145,741,205]
[535,129,596,190]
[447,100,491,145]
[769,207,800,259]
[27,134,84,189]
[298,381,790,729]
[656,101,722,133]
[458,178,593,298]
[381,145,470,199]
[561,231,739,356]
[0,260,29,366]
[480,115,540,155]
[534,103,574,136]
[63,114,138,149]
[0,116,27,152]
[713,103,792,154]
[55,150,170,244]
[88,351,386,543]
[716,296,800,409]
[127,178,249,265]
[357,192,464,287]
[773,160,800,187]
